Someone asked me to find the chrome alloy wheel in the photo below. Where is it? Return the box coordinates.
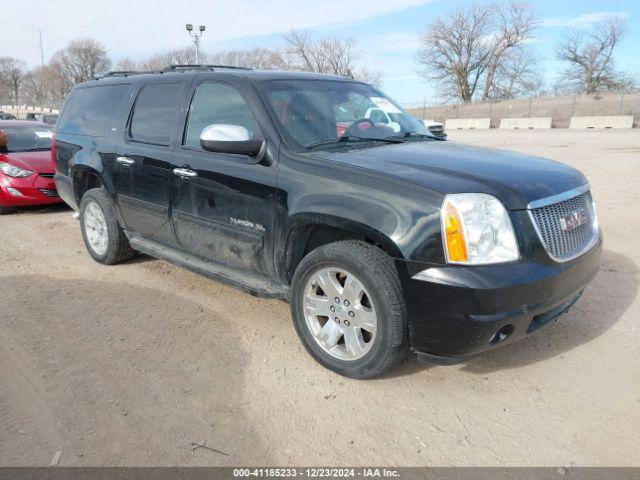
[303,267,378,361]
[83,201,108,256]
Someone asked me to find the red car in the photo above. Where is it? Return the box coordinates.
[0,121,62,214]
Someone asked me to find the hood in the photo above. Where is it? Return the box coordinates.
[0,151,54,174]
[309,140,587,210]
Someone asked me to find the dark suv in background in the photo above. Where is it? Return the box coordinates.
[54,65,601,378]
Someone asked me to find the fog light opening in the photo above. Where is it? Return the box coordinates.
[489,324,514,346]
[6,187,23,197]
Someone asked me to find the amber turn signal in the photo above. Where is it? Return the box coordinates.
[443,201,468,263]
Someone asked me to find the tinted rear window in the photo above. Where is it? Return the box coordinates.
[129,83,184,145]
[57,84,130,137]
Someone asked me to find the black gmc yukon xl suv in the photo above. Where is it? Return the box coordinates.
[54,66,602,378]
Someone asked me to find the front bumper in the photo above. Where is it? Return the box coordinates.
[402,237,602,361]
[0,173,63,208]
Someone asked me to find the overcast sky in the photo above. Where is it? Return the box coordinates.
[3,0,638,105]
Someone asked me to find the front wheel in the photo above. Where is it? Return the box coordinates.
[290,240,409,379]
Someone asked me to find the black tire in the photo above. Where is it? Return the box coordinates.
[79,188,136,265]
[0,205,13,215]
[290,240,409,379]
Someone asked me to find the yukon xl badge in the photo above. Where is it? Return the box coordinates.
[230,217,266,232]
[559,208,588,232]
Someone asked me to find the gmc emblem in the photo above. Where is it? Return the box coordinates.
[560,208,588,232]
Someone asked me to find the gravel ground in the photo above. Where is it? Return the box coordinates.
[0,129,638,467]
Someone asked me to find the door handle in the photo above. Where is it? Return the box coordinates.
[116,156,135,167]
[173,167,198,178]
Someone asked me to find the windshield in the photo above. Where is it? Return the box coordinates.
[0,125,53,153]
[258,79,429,150]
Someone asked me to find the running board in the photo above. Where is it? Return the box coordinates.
[127,234,286,299]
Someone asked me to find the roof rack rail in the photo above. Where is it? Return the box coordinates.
[96,70,159,79]
[162,64,253,72]
[103,71,138,77]
[95,64,252,80]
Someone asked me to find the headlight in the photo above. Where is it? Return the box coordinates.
[441,193,519,265]
[0,162,34,178]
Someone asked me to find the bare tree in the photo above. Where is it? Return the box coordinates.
[113,58,140,72]
[283,30,382,85]
[117,47,284,72]
[208,48,285,69]
[50,38,111,94]
[355,68,384,88]
[0,82,9,104]
[556,16,626,94]
[22,66,50,106]
[417,1,537,102]
[0,57,27,106]
[116,47,198,71]
[115,36,383,86]
[490,47,543,99]
[143,47,197,70]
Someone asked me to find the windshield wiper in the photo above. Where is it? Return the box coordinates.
[389,131,432,140]
[306,135,404,150]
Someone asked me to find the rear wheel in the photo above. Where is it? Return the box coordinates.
[79,188,136,265]
[291,240,409,379]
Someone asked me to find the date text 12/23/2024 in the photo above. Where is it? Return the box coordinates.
[233,469,400,478]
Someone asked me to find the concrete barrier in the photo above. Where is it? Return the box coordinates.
[570,116,633,129]
[500,117,552,129]
[0,105,59,114]
[445,118,491,130]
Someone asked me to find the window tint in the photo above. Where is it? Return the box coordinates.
[130,83,184,145]
[57,84,130,137]
[184,83,260,149]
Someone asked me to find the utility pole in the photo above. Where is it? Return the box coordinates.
[39,29,44,66]
[185,24,206,64]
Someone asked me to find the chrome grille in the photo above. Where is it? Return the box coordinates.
[39,173,55,178]
[529,190,597,261]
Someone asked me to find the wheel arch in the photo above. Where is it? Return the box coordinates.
[71,166,104,205]
[280,212,405,285]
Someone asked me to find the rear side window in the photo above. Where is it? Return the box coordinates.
[129,83,183,145]
[57,84,130,137]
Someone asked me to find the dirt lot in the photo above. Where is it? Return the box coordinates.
[0,130,638,467]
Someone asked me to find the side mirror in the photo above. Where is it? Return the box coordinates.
[200,124,264,157]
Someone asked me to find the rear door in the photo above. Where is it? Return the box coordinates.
[114,80,188,245]
[170,79,277,277]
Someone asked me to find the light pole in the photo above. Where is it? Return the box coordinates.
[185,24,206,64]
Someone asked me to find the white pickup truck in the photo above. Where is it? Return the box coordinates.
[364,107,446,139]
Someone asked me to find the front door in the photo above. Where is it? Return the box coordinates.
[170,81,277,278]
[114,80,187,245]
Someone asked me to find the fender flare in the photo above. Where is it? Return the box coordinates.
[278,212,406,284]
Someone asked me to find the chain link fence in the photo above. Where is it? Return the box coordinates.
[404,91,640,128]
